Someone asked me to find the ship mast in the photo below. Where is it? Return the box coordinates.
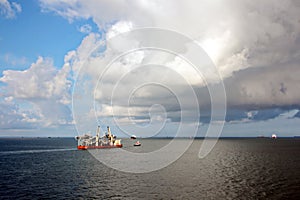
[107,126,113,145]
[96,126,100,146]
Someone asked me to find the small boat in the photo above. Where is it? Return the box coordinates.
[134,140,141,146]
[272,134,277,139]
[131,135,137,139]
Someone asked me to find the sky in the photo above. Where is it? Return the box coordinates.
[0,0,300,137]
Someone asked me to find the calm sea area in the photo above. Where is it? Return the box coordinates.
[0,137,299,199]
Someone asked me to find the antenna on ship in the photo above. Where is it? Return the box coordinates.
[107,126,113,145]
[107,126,111,137]
[96,126,100,146]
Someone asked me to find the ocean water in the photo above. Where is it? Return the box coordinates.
[0,138,299,199]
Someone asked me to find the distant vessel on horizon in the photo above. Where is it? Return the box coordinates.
[271,134,277,139]
[131,135,137,139]
[75,126,122,150]
[257,135,266,138]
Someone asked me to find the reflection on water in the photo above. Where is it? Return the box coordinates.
[0,138,299,199]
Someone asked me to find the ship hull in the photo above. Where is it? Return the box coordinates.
[77,144,122,150]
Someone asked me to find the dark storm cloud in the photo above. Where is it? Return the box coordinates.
[224,62,300,109]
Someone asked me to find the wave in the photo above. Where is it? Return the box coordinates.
[0,148,77,155]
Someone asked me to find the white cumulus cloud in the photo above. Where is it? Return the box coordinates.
[0,0,21,19]
[78,24,92,34]
[1,56,71,101]
[0,57,73,128]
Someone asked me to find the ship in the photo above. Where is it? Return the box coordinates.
[75,126,122,150]
[130,135,137,139]
[133,140,141,146]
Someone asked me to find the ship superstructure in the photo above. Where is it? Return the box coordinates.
[76,126,122,150]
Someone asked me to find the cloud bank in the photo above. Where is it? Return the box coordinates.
[1,1,300,133]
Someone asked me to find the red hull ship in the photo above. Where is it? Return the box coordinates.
[77,144,123,150]
[76,126,122,150]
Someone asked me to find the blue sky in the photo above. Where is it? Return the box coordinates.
[0,0,300,137]
[0,0,98,71]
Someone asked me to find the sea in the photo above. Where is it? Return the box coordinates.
[0,137,299,199]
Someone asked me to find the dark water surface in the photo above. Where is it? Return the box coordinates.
[0,138,299,199]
